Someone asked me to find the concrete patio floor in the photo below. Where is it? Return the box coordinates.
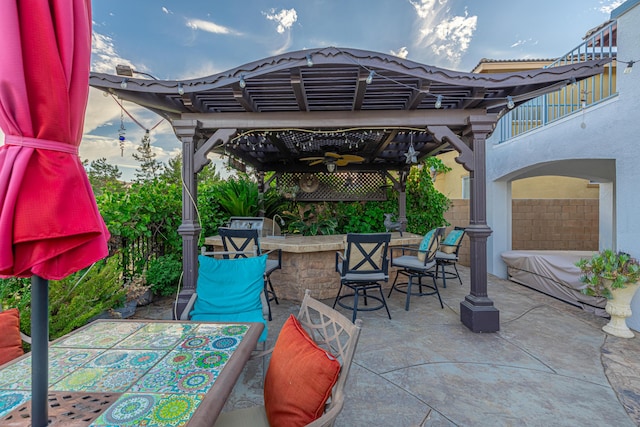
[135,266,640,426]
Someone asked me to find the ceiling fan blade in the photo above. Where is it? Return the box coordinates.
[335,159,350,166]
[341,154,365,163]
[299,156,324,161]
[308,159,324,166]
[324,152,342,159]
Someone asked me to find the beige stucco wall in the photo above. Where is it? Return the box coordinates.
[434,151,599,199]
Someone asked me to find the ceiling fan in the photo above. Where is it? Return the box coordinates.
[300,152,365,172]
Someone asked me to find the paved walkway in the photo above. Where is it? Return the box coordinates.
[134,267,640,426]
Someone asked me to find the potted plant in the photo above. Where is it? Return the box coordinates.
[577,249,640,338]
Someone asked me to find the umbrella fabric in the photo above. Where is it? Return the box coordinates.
[0,0,109,279]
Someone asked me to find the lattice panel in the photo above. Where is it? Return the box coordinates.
[280,172,387,201]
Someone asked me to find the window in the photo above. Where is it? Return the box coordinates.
[461,176,470,199]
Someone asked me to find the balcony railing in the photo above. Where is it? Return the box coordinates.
[497,20,617,143]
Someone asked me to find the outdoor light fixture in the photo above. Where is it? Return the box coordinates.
[434,95,442,109]
[507,96,515,109]
[306,54,313,67]
[326,161,337,173]
[116,64,134,77]
[115,64,158,80]
[366,70,375,84]
[177,83,184,95]
[120,78,128,89]
[239,75,246,88]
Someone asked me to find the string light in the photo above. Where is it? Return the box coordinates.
[239,75,246,88]
[434,95,442,109]
[366,70,375,84]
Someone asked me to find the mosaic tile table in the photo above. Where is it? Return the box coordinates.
[0,319,263,427]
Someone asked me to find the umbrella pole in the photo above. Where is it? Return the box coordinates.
[31,275,49,426]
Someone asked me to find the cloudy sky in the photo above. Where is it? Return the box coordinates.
[3,0,627,180]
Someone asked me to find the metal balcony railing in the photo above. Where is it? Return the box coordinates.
[497,20,618,143]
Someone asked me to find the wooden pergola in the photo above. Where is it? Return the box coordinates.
[90,47,610,332]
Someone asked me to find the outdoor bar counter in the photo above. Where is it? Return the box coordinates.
[204,232,423,301]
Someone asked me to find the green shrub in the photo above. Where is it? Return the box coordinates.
[146,254,183,297]
[0,256,126,341]
[406,158,452,235]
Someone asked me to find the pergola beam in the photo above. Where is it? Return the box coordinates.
[182,109,485,130]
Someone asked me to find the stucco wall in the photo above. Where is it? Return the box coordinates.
[486,2,640,280]
[435,151,599,199]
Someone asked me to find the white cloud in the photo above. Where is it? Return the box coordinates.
[161,7,172,14]
[185,18,241,36]
[390,46,409,59]
[91,32,124,73]
[510,38,538,48]
[263,8,298,34]
[598,0,625,14]
[177,61,223,80]
[409,0,477,68]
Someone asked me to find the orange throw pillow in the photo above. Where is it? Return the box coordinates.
[0,309,24,366]
[264,314,341,427]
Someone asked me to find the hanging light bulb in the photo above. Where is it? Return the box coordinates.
[507,96,515,109]
[177,83,184,95]
[239,75,246,88]
[120,78,128,89]
[366,70,375,84]
[306,54,314,67]
[434,95,442,109]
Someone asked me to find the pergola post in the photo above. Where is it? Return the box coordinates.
[257,171,265,217]
[398,170,408,231]
[460,115,500,332]
[174,120,201,319]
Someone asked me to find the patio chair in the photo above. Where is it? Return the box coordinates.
[180,250,269,343]
[214,289,363,427]
[0,307,30,366]
[218,227,282,321]
[334,233,392,322]
[435,227,466,288]
[388,227,445,311]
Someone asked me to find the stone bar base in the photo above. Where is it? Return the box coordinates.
[204,232,423,301]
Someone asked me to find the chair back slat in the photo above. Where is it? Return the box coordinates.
[343,233,391,276]
[218,227,260,258]
[297,290,362,423]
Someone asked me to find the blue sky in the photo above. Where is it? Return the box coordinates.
[23,0,632,180]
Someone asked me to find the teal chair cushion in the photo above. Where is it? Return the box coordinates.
[191,254,268,342]
[443,229,464,246]
[417,229,438,261]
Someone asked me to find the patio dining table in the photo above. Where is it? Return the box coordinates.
[0,319,263,426]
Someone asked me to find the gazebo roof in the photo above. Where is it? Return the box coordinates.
[89,47,610,173]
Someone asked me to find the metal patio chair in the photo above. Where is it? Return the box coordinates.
[218,227,282,321]
[214,289,363,427]
[388,227,445,311]
[334,232,392,322]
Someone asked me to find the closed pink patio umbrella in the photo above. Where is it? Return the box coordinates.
[0,1,109,425]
